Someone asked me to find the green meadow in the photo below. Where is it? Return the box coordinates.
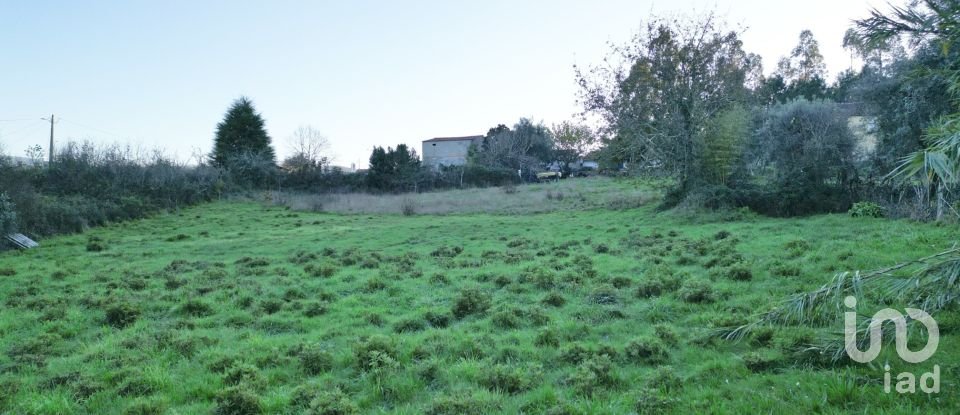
[1,179,957,414]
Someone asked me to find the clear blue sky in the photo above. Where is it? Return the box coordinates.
[1,0,880,167]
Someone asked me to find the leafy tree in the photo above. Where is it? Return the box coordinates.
[551,121,597,161]
[702,106,750,185]
[778,30,827,82]
[855,0,960,219]
[0,192,16,234]
[761,30,832,104]
[576,13,760,187]
[472,119,554,173]
[283,126,329,176]
[366,144,422,192]
[744,99,858,215]
[211,97,277,169]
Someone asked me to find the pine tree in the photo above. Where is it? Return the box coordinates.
[211,97,276,168]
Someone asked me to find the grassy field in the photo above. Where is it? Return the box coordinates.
[278,177,659,215]
[0,179,958,414]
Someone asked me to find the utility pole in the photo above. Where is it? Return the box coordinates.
[41,114,54,166]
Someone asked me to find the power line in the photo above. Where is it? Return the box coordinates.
[58,118,126,139]
[0,120,46,141]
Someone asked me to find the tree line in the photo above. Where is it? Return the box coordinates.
[577,2,959,219]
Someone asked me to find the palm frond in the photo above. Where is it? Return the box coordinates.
[721,246,960,343]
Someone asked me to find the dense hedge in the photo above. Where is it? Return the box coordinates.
[0,143,223,239]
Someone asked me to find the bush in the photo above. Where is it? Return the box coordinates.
[568,354,616,396]
[480,364,538,394]
[303,301,329,317]
[179,299,215,317]
[394,317,428,333]
[214,385,262,415]
[353,335,399,371]
[677,279,715,304]
[623,337,669,364]
[303,388,358,415]
[426,392,498,415]
[635,272,680,299]
[491,308,523,329]
[849,201,885,218]
[0,192,16,234]
[423,311,451,328]
[298,344,334,375]
[105,301,140,328]
[86,236,107,252]
[541,291,566,307]
[451,288,492,319]
[589,285,619,305]
[535,327,560,347]
[724,264,753,281]
[304,262,338,278]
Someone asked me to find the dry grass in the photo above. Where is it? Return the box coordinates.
[278,177,658,215]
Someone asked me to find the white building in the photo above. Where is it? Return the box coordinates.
[421,135,483,169]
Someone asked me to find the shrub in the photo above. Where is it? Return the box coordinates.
[559,343,593,364]
[567,354,616,396]
[260,299,283,314]
[451,288,492,319]
[849,201,885,218]
[724,264,753,281]
[298,344,334,375]
[394,317,428,333]
[122,399,167,415]
[541,291,566,307]
[480,364,537,394]
[645,366,683,392]
[105,301,140,328]
[491,308,523,329]
[430,273,450,284]
[594,244,610,254]
[426,392,498,415]
[86,236,107,252]
[303,301,329,318]
[423,311,451,328]
[677,279,715,304]
[635,272,680,298]
[223,363,264,386]
[589,285,619,305]
[0,192,16,234]
[654,324,679,345]
[610,276,632,289]
[0,267,16,276]
[772,261,801,277]
[214,385,262,415]
[742,349,783,372]
[623,337,669,365]
[353,335,399,371]
[179,299,215,317]
[363,278,388,292]
[303,388,358,415]
[166,233,190,242]
[635,389,677,414]
[431,246,464,258]
[494,275,512,288]
[304,263,338,278]
[535,327,560,347]
[400,198,417,216]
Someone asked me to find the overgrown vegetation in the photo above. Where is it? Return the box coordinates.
[0,196,956,413]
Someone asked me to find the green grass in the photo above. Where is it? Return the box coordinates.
[1,181,958,414]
